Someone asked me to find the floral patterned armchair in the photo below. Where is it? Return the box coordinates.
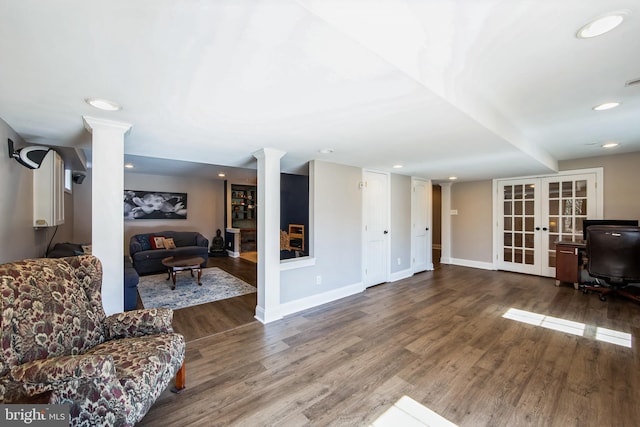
[0,255,186,426]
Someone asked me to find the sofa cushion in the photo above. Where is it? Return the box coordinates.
[135,234,152,251]
[163,237,176,249]
[149,236,166,249]
[172,233,197,247]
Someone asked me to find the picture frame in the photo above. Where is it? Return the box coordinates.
[124,190,188,220]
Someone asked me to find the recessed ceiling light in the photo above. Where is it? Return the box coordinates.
[392,164,403,169]
[449,176,458,180]
[85,97,122,111]
[218,173,226,177]
[602,142,619,148]
[318,148,334,154]
[593,102,620,111]
[124,163,134,169]
[576,13,626,39]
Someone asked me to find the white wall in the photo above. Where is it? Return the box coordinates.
[390,174,411,274]
[73,169,92,243]
[0,118,49,263]
[280,161,363,303]
[123,172,225,254]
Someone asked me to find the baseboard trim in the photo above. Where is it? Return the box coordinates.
[390,268,413,282]
[279,281,365,318]
[442,257,496,271]
[254,305,283,325]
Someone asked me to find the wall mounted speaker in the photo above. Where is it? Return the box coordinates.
[8,138,51,169]
[72,172,86,184]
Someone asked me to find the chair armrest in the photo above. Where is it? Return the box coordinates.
[196,233,209,248]
[105,308,174,339]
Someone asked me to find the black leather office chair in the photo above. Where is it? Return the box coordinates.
[580,225,640,303]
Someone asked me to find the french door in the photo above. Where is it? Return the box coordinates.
[496,170,602,277]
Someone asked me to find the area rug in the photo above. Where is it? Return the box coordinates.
[138,267,256,310]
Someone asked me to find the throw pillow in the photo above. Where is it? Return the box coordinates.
[136,234,152,251]
[150,236,166,249]
[163,237,176,249]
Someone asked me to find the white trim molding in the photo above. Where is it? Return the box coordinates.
[279,281,365,319]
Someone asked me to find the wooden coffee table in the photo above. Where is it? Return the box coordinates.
[161,256,205,290]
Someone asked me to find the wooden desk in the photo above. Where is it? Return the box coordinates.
[555,240,586,289]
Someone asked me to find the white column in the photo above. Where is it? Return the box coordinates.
[83,116,132,315]
[440,182,452,264]
[252,148,285,324]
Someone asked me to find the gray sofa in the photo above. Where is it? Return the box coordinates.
[129,231,209,275]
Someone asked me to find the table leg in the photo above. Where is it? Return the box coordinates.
[171,270,177,290]
[197,268,202,285]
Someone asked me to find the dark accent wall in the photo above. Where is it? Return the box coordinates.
[281,172,309,249]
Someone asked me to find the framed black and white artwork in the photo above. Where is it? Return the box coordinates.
[124,190,188,220]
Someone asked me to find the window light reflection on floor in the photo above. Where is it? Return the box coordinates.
[370,396,458,427]
[503,308,632,348]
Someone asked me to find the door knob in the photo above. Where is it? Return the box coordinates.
[383,230,389,234]
[535,227,541,231]
[426,227,429,231]
[542,227,548,231]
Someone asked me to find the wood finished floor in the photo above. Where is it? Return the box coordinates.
[138,264,640,427]
[136,256,258,342]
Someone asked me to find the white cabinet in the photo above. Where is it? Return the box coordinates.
[33,150,65,227]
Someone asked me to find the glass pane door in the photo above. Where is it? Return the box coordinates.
[541,174,597,277]
[498,179,540,275]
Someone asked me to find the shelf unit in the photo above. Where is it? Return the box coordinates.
[230,185,257,227]
[227,184,257,252]
[287,224,305,251]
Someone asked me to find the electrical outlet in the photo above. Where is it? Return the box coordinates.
[316,275,322,285]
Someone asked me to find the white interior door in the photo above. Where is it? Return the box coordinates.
[412,178,432,273]
[496,170,601,277]
[498,178,541,275]
[540,173,598,277]
[363,170,389,287]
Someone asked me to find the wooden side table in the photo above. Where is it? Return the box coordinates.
[555,241,586,289]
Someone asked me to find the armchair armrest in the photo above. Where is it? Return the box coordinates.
[105,308,174,339]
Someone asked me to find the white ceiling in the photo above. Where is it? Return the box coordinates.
[1,0,639,182]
